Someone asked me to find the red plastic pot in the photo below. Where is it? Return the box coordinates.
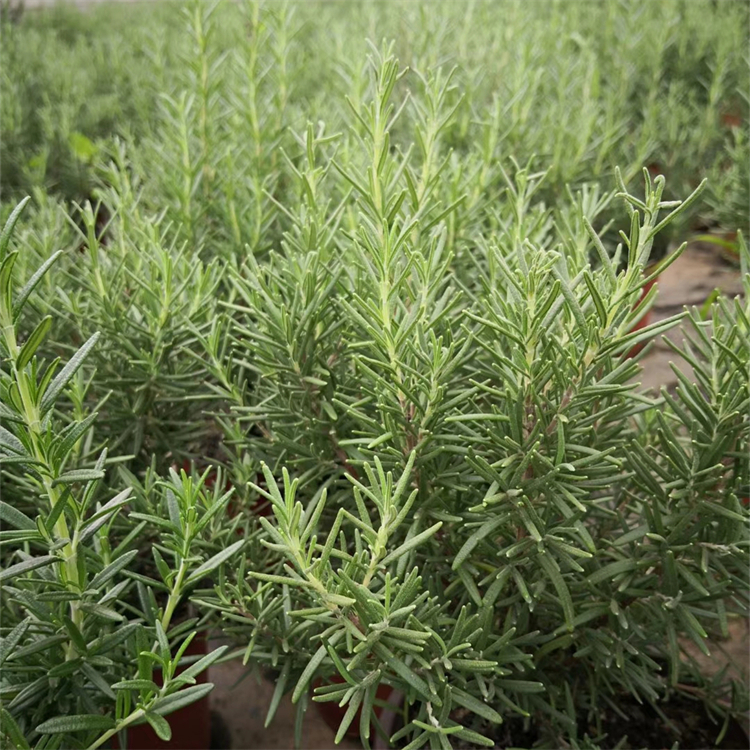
[113,634,210,750]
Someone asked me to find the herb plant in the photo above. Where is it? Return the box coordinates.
[199,51,750,750]
[0,201,244,749]
[1,2,748,749]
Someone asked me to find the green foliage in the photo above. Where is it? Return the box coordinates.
[0,203,244,748]
[200,49,750,750]
[1,2,748,749]
[65,145,224,469]
[0,2,172,203]
[705,125,750,240]
[3,0,748,224]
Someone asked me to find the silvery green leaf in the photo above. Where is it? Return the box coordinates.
[0,555,57,583]
[40,332,100,415]
[36,714,115,734]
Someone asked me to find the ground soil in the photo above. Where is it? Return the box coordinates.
[207,655,360,750]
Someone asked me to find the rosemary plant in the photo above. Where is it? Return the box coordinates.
[0,3,747,749]
[0,201,245,749]
[200,51,749,750]
[61,146,225,472]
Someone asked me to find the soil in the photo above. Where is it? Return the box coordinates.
[207,653,360,750]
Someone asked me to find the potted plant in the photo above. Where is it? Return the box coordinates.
[2,6,749,749]
[196,52,749,750]
[0,199,245,750]
[56,144,225,477]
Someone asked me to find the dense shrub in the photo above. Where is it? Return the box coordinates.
[197,50,750,749]
[0,2,748,749]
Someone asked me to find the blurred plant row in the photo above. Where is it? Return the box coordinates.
[0,1,748,749]
[2,0,748,240]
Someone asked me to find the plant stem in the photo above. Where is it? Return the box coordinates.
[9,331,83,658]
[86,709,145,750]
[162,555,189,632]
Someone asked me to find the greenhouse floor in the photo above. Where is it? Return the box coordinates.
[206,240,747,748]
[639,240,743,391]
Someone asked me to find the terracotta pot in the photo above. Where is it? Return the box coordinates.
[627,275,659,358]
[721,111,742,129]
[313,677,400,742]
[113,634,210,750]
